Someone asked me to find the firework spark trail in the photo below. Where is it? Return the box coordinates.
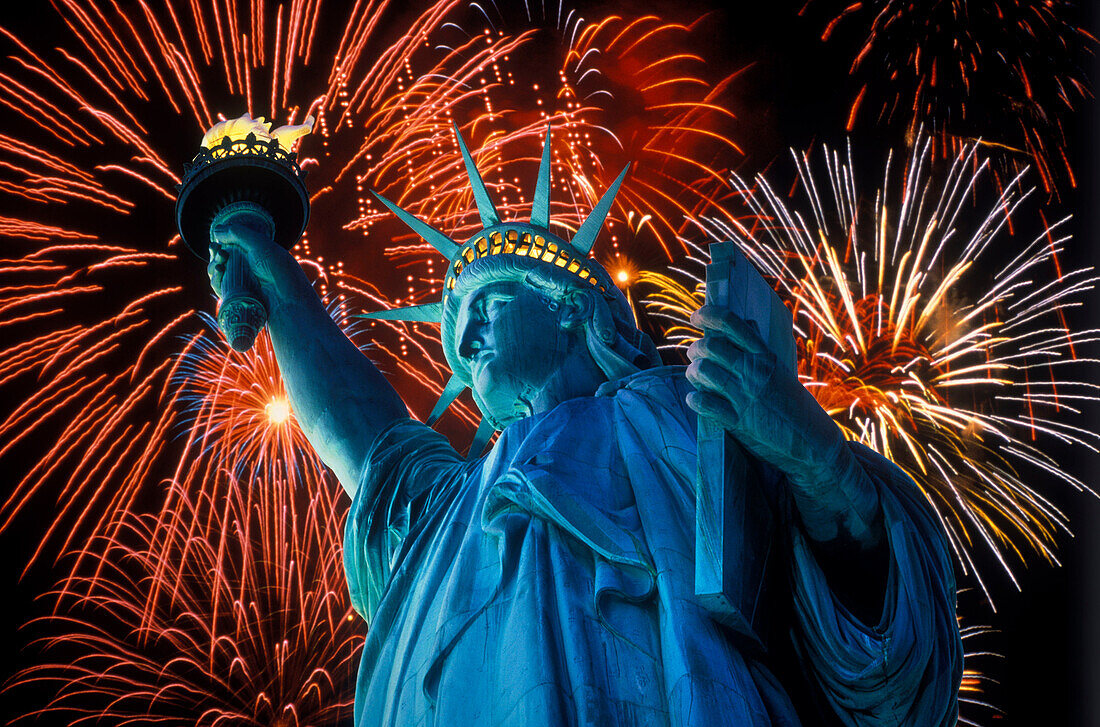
[956,596,1003,727]
[564,13,744,259]
[353,7,745,279]
[7,313,361,723]
[640,138,1099,603]
[0,240,195,571]
[810,0,1095,198]
[0,0,548,570]
[12,455,359,725]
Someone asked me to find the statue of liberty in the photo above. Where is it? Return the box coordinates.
[206,126,962,726]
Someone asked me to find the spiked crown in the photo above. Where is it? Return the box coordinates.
[363,124,631,453]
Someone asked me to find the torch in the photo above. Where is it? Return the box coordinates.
[175,115,313,351]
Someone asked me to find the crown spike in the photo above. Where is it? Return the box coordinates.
[571,164,630,256]
[356,301,443,323]
[427,374,466,426]
[530,124,552,229]
[467,417,496,459]
[372,191,460,259]
[453,122,501,228]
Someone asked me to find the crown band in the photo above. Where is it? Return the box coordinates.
[446,223,610,295]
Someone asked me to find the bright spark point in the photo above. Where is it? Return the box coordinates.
[616,270,630,283]
[266,398,292,425]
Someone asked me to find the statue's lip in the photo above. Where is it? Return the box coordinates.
[470,350,494,377]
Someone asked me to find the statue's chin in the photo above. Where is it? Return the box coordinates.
[472,381,535,429]
[485,398,532,428]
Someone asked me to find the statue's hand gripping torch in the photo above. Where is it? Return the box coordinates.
[175,115,313,351]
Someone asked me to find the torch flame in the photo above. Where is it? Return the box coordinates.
[201,113,314,152]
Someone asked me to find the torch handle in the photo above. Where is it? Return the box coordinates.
[211,202,276,352]
[217,250,268,352]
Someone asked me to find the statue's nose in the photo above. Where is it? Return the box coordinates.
[457,322,487,361]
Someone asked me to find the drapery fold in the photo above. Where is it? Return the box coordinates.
[343,367,961,727]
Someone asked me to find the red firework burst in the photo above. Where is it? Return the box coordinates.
[0,0,539,569]
[810,0,1095,197]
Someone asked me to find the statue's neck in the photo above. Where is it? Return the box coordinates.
[524,344,605,417]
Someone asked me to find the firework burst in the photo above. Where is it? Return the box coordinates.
[12,464,359,726]
[0,0,554,569]
[171,314,334,486]
[642,137,1099,601]
[353,4,745,268]
[809,0,1096,197]
[8,312,360,723]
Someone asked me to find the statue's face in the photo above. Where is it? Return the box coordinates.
[454,280,573,424]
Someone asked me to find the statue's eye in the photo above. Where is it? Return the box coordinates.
[482,295,513,320]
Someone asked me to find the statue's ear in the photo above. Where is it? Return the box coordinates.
[562,288,615,343]
[559,289,592,331]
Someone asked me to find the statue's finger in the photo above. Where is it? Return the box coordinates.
[685,389,740,430]
[210,261,226,297]
[692,306,767,352]
[689,337,769,392]
[686,358,747,408]
[688,334,752,366]
[209,224,242,253]
[691,305,768,355]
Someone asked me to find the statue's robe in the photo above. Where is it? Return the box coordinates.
[344,366,962,726]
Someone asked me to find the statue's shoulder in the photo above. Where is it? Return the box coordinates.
[595,364,690,401]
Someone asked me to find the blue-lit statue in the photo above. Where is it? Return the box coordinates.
[207,126,962,726]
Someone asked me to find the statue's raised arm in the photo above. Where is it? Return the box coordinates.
[207,206,408,495]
